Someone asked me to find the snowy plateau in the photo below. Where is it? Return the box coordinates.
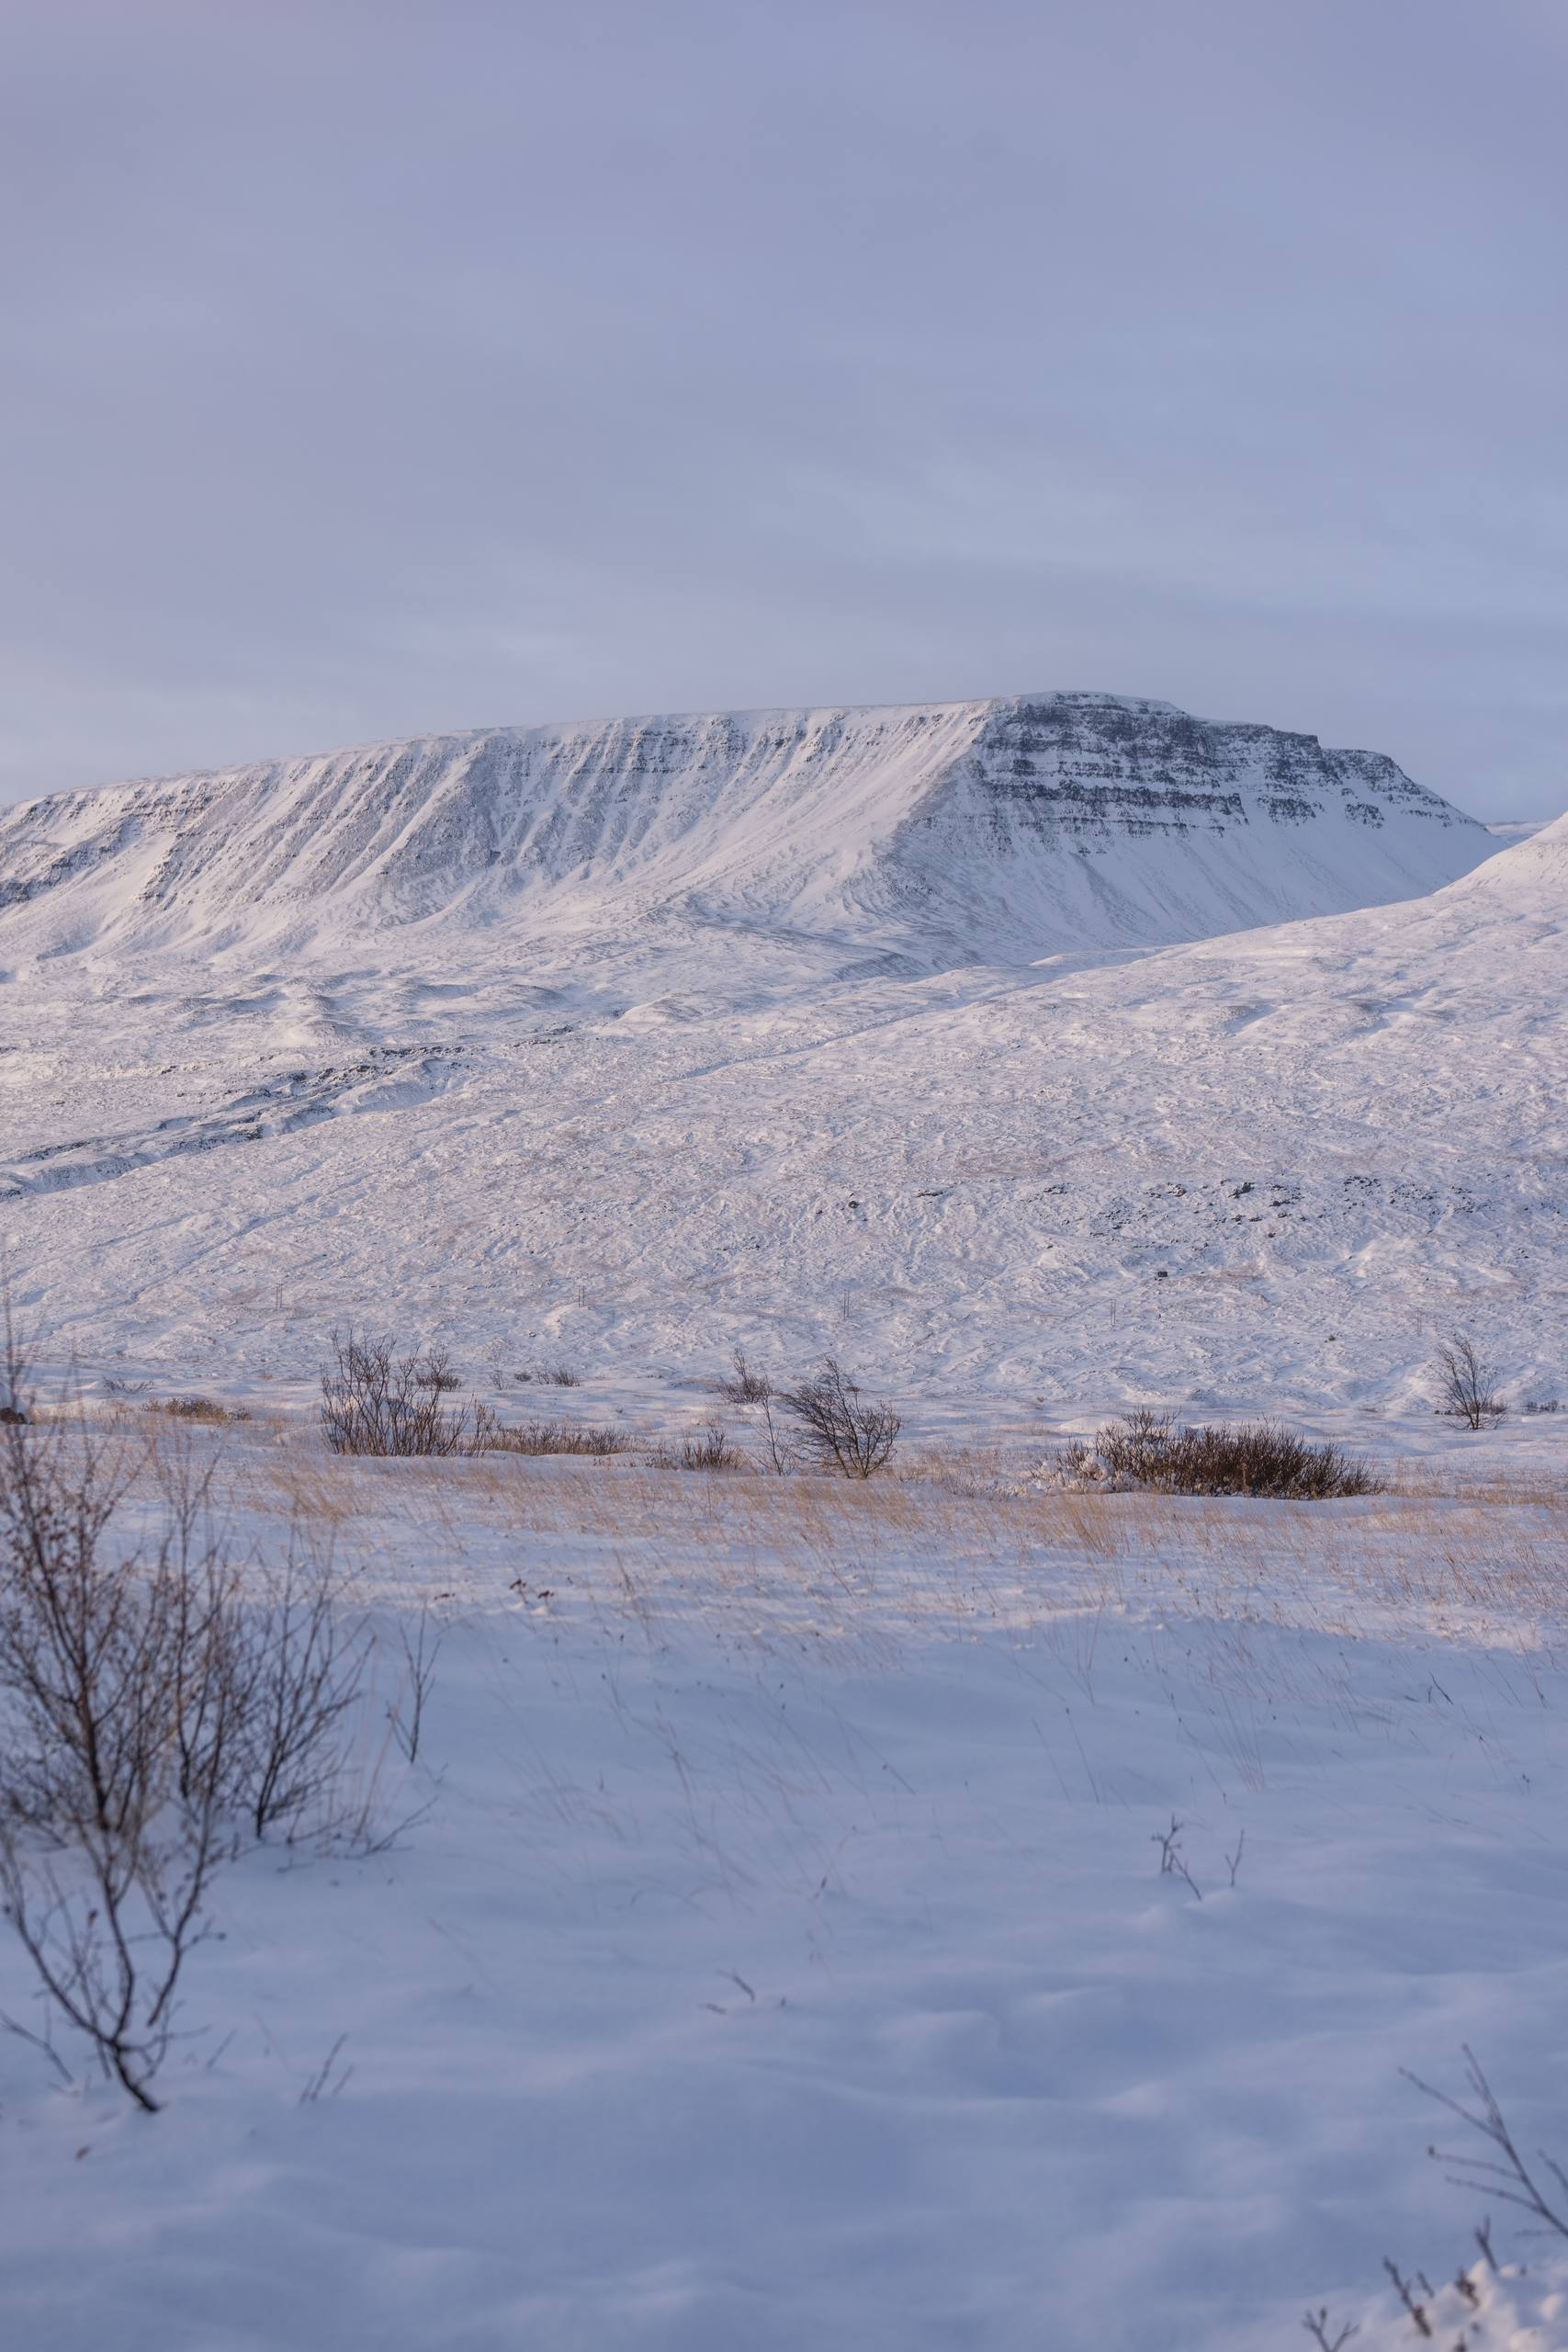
[2,688,1568,2350]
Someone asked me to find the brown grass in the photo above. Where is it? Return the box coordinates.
[480,1419,632,1458]
[142,1396,250,1426]
[39,1405,1568,1677]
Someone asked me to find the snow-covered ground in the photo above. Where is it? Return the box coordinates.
[3,1424,1567,2349]
[2,802,1563,1426]
[3,697,1566,2346]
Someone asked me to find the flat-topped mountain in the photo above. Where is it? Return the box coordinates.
[0,690,1491,965]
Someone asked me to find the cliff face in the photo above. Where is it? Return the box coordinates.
[0,692,1491,965]
[956,693,1447,835]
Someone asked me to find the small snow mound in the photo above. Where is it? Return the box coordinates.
[1008,1446,1135,1496]
[1353,2257,1568,2348]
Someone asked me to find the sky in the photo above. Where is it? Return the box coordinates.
[3,0,1565,818]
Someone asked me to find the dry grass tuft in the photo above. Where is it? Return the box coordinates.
[143,1395,250,1426]
[648,1419,749,1472]
[481,1419,631,1458]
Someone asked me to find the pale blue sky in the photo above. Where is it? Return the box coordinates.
[4,0,1564,815]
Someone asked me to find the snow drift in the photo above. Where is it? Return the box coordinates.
[0,691,1491,965]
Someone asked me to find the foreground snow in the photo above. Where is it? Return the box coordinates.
[3,697,1564,2343]
[4,1430,1567,2348]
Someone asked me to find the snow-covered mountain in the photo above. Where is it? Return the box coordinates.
[1,781,1563,1420]
[0,691,1490,966]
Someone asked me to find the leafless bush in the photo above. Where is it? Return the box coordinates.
[648,1419,748,1472]
[143,1396,249,1426]
[682,1420,748,1471]
[321,1330,480,1456]
[0,1410,230,2109]
[776,1359,900,1478]
[1089,1409,1379,1499]
[1435,1334,1504,1430]
[758,1397,795,1475]
[716,1349,773,1404]
[0,1333,377,2109]
[481,1419,630,1457]
[411,1347,460,1394]
[513,1363,581,1388]
[241,1544,368,1841]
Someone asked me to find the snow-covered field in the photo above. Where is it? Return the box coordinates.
[3,1419,1568,2349]
[3,695,1566,2345]
[2,787,1562,1424]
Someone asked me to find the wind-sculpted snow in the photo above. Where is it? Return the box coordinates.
[0,690,1488,966]
[0,813,1563,1420]
[0,1046,467,1201]
[3,718,1564,2352]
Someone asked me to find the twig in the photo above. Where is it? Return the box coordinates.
[1151,1815,1202,1899]
[299,2031,352,2104]
[1,2007,75,2088]
[1382,2258,1432,2338]
[389,1605,442,1765]
[1403,2045,1568,2241]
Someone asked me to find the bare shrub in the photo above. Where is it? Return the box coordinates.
[143,1396,249,1426]
[758,1396,795,1475]
[411,1347,460,1394]
[514,1364,581,1388]
[0,1412,230,2109]
[716,1349,773,1404]
[481,1419,629,1458]
[0,1336,377,2109]
[1088,1410,1379,1499]
[648,1419,748,1472]
[241,1544,368,1841]
[321,1330,479,1456]
[1435,1333,1504,1430]
[682,1420,747,1472]
[776,1359,900,1479]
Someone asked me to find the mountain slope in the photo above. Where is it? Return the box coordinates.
[0,692,1490,966]
[1,816,1563,1421]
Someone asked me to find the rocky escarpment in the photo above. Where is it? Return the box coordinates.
[0,692,1491,966]
[957,693,1447,836]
